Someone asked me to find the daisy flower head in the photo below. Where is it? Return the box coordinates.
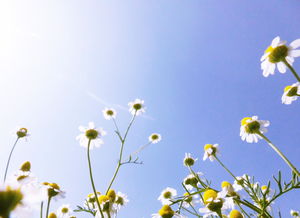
[43,182,65,200]
[152,205,186,218]
[291,210,300,217]
[229,209,244,218]
[282,82,300,105]
[57,204,72,217]
[149,133,162,144]
[0,186,24,218]
[203,144,219,161]
[221,181,239,198]
[232,174,249,191]
[261,36,300,77]
[199,189,234,218]
[183,153,197,167]
[115,191,129,209]
[48,212,57,218]
[240,116,270,143]
[183,172,203,190]
[102,108,116,120]
[76,122,106,149]
[158,187,177,205]
[12,127,30,140]
[182,192,199,208]
[128,98,145,116]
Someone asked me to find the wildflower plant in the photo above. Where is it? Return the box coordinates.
[2,35,300,218]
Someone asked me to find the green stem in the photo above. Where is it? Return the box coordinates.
[3,138,20,183]
[105,113,136,194]
[87,139,104,218]
[45,196,52,218]
[258,132,300,177]
[283,59,300,82]
[40,201,43,218]
[215,156,237,180]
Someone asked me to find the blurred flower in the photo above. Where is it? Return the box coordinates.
[57,204,72,218]
[102,108,117,120]
[203,144,219,161]
[152,205,185,218]
[261,36,300,77]
[76,122,106,149]
[0,186,23,218]
[48,212,57,218]
[232,175,249,192]
[182,192,199,208]
[291,209,300,217]
[221,181,239,198]
[128,99,145,116]
[43,182,65,200]
[282,83,300,105]
[158,187,177,205]
[149,133,162,144]
[240,116,269,143]
[183,153,197,167]
[229,209,244,218]
[114,191,129,210]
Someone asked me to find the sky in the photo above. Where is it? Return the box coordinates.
[0,0,300,217]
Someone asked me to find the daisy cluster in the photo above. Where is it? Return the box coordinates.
[261,36,300,105]
[1,99,161,218]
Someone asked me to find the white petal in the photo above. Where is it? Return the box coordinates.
[277,62,286,73]
[290,39,300,49]
[271,36,280,47]
[290,50,300,58]
[260,53,269,61]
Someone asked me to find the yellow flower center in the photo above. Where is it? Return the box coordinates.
[241,117,251,126]
[229,209,243,218]
[221,181,232,189]
[284,86,292,93]
[20,161,31,172]
[61,207,69,213]
[158,205,174,218]
[163,191,172,199]
[203,189,217,204]
[106,110,114,116]
[98,195,109,204]
[265,46,274,54]
[17,128,28,138]
[268,45,289,63]
[107,189,116,202]
[183,193,193,203]
[85,129,99,140]
[0,187,23,217]
[48,213,57,218]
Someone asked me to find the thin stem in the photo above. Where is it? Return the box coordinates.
[40,201,43,218]
[283,59,300,82]
[131,142,151,156]
[215,156,237,180]
[87,139,104,218]
[258,132,300,177]
[112,118,120,136]
[45,196,52,218]
[3,137,20,183]
[105,113,137,194]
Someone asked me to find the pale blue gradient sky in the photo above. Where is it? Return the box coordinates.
[0,0,300,217]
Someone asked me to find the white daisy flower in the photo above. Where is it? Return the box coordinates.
[183,153,197,167]
[261,36,300,77]
[152,205,186,218]
[291,209,300,217]
[57,204,72,217]
[183,172,203,190]
[232,174,249,191]
[11,127,30,140]
[240,116,270,143]
[199,189,234,218]
[114,191,129,211]
[221,181,240,198]
[76,122,106,149]
[182,192,199,208]
[203,144,219,161]
[43,182,65,200]
[102,108,117,120]
[128,99,145,116]
[158,187,177,205]
[149,133,162,144]
[282,82,300,105]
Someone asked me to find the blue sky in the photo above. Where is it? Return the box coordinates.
[0,0,300,217]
